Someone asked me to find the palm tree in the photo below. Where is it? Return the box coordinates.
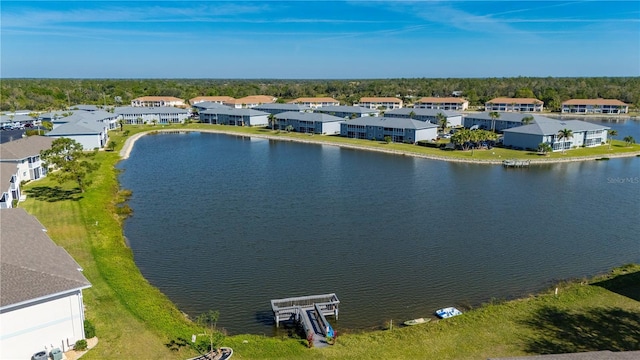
[489,111,500,132]
[268,114,277,130]
[521,115,534,125]
[118,119,125,131]
[451,129,471,151]
[408,111,416,119]
[538,142,552,156]
[556,128,573,154]
[607,129,618,150]
[623,136,635,147]
[436,112,448,133]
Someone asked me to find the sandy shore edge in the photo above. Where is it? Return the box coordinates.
[119,128,640,165]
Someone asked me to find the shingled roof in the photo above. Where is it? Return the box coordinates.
[0,136,54,161]
[0,208,91,309]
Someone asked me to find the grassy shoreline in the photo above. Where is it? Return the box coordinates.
[19,126,640,359]
[120,124,640,164]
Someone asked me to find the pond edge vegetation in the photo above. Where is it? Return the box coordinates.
[18,124,640,359]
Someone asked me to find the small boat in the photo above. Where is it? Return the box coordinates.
[403,317,431,326]
[187,347,233,360]
[435,307,463,319]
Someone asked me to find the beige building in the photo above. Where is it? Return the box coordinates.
[485,97,544,112]
[561,99,629,114]
[414,97,469,111]
[223,95,276,109]
[189,96,235,105]
[288,97,340,109]
[131,96,186,108]
[357,97,403,110]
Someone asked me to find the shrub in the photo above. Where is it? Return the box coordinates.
[84,319,96,338]
[74,339,88,351]
[115,204,133,217]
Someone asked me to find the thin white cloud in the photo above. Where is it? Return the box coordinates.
[1,3,270,28]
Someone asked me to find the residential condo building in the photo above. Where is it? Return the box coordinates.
[485,98,544,112]
[274,111,343,134]
[503,118,609,151]
[561,99,629,114]
[414,97,469,111]
[357,97,403,110]
[385,108,463,127]
[0,136,54,183]
[0,208,91,359]
[199,108,269,126]
[131,96,186,108]
[340,117,438,143]
[288,97,340,109]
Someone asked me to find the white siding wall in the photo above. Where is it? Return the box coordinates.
[321,122,342,135]
[0,291,86,359]
[415,128,439,142]
[48,134,103,150]
[248,115,269,126]
[16,160,30,183]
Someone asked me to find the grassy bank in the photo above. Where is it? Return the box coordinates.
[19,127,640,359]
[119,123,640,163]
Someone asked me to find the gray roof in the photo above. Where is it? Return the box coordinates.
[315,106,378,115]
[70,104,99,111]
[1,163,18,192]
[200,108,269,117]
[114,106,189,115]
[47,118,105,136]
[0,114,35,124]
[503,118,610,136]
[192,102,232,110]
[385,108,461,117]
[464,112,551,123]
[0,136,54,161]
[345,116,438,130]
[275,111,344,123]
[0,208,91,309]
[254,103,311,112]
[48,110,116,125]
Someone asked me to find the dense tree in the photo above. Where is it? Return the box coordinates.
[40,138,99,192]
[521,115,534,125]
[515,88,536,98]
[2,78,639,112]
[623,136,635,147]
[538,142,552,155]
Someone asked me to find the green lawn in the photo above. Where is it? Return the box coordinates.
[115,123,640,163]
[17,126,640,359]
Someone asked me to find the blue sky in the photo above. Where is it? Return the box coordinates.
[1,1,638,78]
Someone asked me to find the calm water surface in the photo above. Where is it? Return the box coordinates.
[118,123,639,335]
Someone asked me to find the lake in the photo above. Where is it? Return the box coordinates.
[118,119,639,335]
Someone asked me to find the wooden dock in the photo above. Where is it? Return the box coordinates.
[502,159,530,168]
[271,293,339,348]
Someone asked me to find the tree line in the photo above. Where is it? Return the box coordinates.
[2,77,639,112]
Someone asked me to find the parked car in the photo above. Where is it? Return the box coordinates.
[0,124,14,130]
